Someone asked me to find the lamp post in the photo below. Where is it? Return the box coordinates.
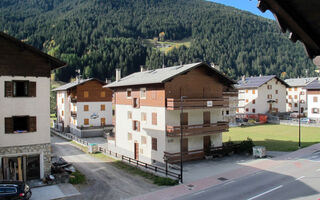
[298,93,301,148]
[180,96,187,183]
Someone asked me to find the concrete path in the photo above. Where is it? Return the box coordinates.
[30,184,80,200]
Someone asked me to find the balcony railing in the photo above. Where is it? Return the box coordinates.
[164,149,204,163]
[166,121,229,137]
[70,97,77,103]
[166,98,228,110]
[71,111,77,118]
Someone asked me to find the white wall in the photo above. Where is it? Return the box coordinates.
[307,94,320,119]
[286,87,307,113]
[56,91,69,127]
[76,102,112,127]
[0,76,50,147]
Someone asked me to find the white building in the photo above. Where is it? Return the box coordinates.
[53,78,113,138]
[106,62,236,164]
[236,75,288,114]
[0,32,66,181]
[306,78,320,121]
[285,77,317,113]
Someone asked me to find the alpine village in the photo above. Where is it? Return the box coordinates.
[1,0,320,200]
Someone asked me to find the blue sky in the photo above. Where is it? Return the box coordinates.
[208,0,274,20]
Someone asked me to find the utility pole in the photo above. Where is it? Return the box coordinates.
[298,93,301,148]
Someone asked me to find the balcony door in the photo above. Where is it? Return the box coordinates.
[203,111,210,127]
[203,136,211,153]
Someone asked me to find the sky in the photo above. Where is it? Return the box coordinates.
[208,0,274,20]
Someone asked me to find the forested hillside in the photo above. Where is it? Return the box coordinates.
[0,0,315,81]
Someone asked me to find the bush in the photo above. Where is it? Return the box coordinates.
[69,170,86,184]
[238,137,254,154]
[153,177,179,186]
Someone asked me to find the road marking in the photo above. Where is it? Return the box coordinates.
[193,190,206,196]
[247,185,283,200]
[223,180,235,185]
[296,176,305,180]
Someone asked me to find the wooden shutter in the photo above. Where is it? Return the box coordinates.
[152,138,157,151]
[137,121,140,132]
[29,82,36,97]
[5,81,13,97]
[152,112,157,125]
[29,116,37,132]
[5,117,13,133]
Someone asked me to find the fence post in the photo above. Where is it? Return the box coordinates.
[145,163,147,168]
[136,160,138,167]
[129,157,131,164]
[155,166,157,172]
[165,160,168,176]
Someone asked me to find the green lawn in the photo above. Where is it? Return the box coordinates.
[224,125,320,152]
[143,38,191,54]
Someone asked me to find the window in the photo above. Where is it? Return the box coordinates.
[294,87,298,91]
[252,108,256,113]
[62,110,64,116]
[5,116,37,133]
[141,112,147,122]
[275,90,278,94]
[128,132,132,141]
[245,99,249,103]
[252,90,255,94]
[312,108,319,114]
[101,104,105,111]
[128,111,132,119]
[100,91,106,98]
[127,89,132,98]
[289,88,292,91]
[62,98,64,104]
[5,81,36,97]
[289,95,292,99]
[314,97,318,102]
[152,138,157,151]
[141,136,147,144]
[252,99,255,104]
[101,118,106,126]
[151,90,157,100]
[84,105,89,111]
[276,99,278,103]
[84,91,89,98]
[245,90,248,93]
[236,108,239,113]
[294,103,298,107]
[289,103,292,107]
[267,85,272,89]
[245,108,249,112]
[267,94,272,99]
[226,110,229,115]
[133,98,139,108]
[84,118,89,125]
[133,120,140,131]
[294,95,298,99]
[152,113,157,125]
[300,91,305,95]
[140,88,146,99]
[300,100,305,104]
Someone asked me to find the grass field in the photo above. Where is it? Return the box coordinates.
[223,125,320,152]
[143,38,191,54]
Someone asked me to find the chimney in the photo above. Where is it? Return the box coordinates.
[211,63,220,71]
[242,75,245,81]
[259,74,262,77]
[140,65,146,72]
[116,68,121,82]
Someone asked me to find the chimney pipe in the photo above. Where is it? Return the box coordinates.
[242,75,245,81]
[116,68,121,82]
[140,65,146,72]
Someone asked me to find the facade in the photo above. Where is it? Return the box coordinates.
[53,79,113,137]
[236,75,288,114]
[285,78,317,113]
[306,79,320,121]
[107,62,236,164]
[0,32,66,181]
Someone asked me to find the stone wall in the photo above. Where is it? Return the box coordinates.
[0,143,51,178]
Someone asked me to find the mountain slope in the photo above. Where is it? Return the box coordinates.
[0,0,314,81]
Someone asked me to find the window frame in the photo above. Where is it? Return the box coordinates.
[140,88,146,99]
[126,88,132,99]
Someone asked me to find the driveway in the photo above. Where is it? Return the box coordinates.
[51,135,160,200]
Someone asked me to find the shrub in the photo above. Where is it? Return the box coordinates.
[238,137,254,153]
[69,170,86,184]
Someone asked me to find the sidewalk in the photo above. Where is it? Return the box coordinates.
[131,143,320,200]
[30,183,80,200]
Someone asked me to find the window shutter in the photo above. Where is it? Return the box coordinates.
[137,121,140,132]
[152,113,157,125]
[5,81,13,97]
[152,138,157,151]
[5,117,13,133]
[29,116,37,132]
[29,82,36,97]
[132,121,135,130]
[137,98,140,108]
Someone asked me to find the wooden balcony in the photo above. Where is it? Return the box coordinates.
[71,111,77,118]
[166,98,229,110]
[166,121,229,137]
[164,149,204,163]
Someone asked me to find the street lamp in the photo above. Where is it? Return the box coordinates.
[180,96,187,183]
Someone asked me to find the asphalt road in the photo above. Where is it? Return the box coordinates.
[51,135,160,200]
[176,153,320,200]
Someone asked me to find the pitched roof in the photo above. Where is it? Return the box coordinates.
[306,78,320,90]
[106,62,236,88]
[284,77,318,87]
[0,32,66,70]
[236,75,289,89]
[52,78,106,91]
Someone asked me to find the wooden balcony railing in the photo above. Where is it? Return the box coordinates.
[71,111,77,117]
[166,121,229,137]
[164,149,204,163]
[166,98,229,110]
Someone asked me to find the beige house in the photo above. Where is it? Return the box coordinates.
[236,75,288,114]
[106,62,236,164]
[0,32,66,181]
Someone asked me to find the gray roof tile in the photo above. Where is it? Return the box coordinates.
[236,75,288,89]
[285,77,317,87]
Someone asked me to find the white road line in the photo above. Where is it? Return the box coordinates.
[223,180,235,185]
[247,185,283,200]
[295,176,305,180]
[193,190,206,196]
